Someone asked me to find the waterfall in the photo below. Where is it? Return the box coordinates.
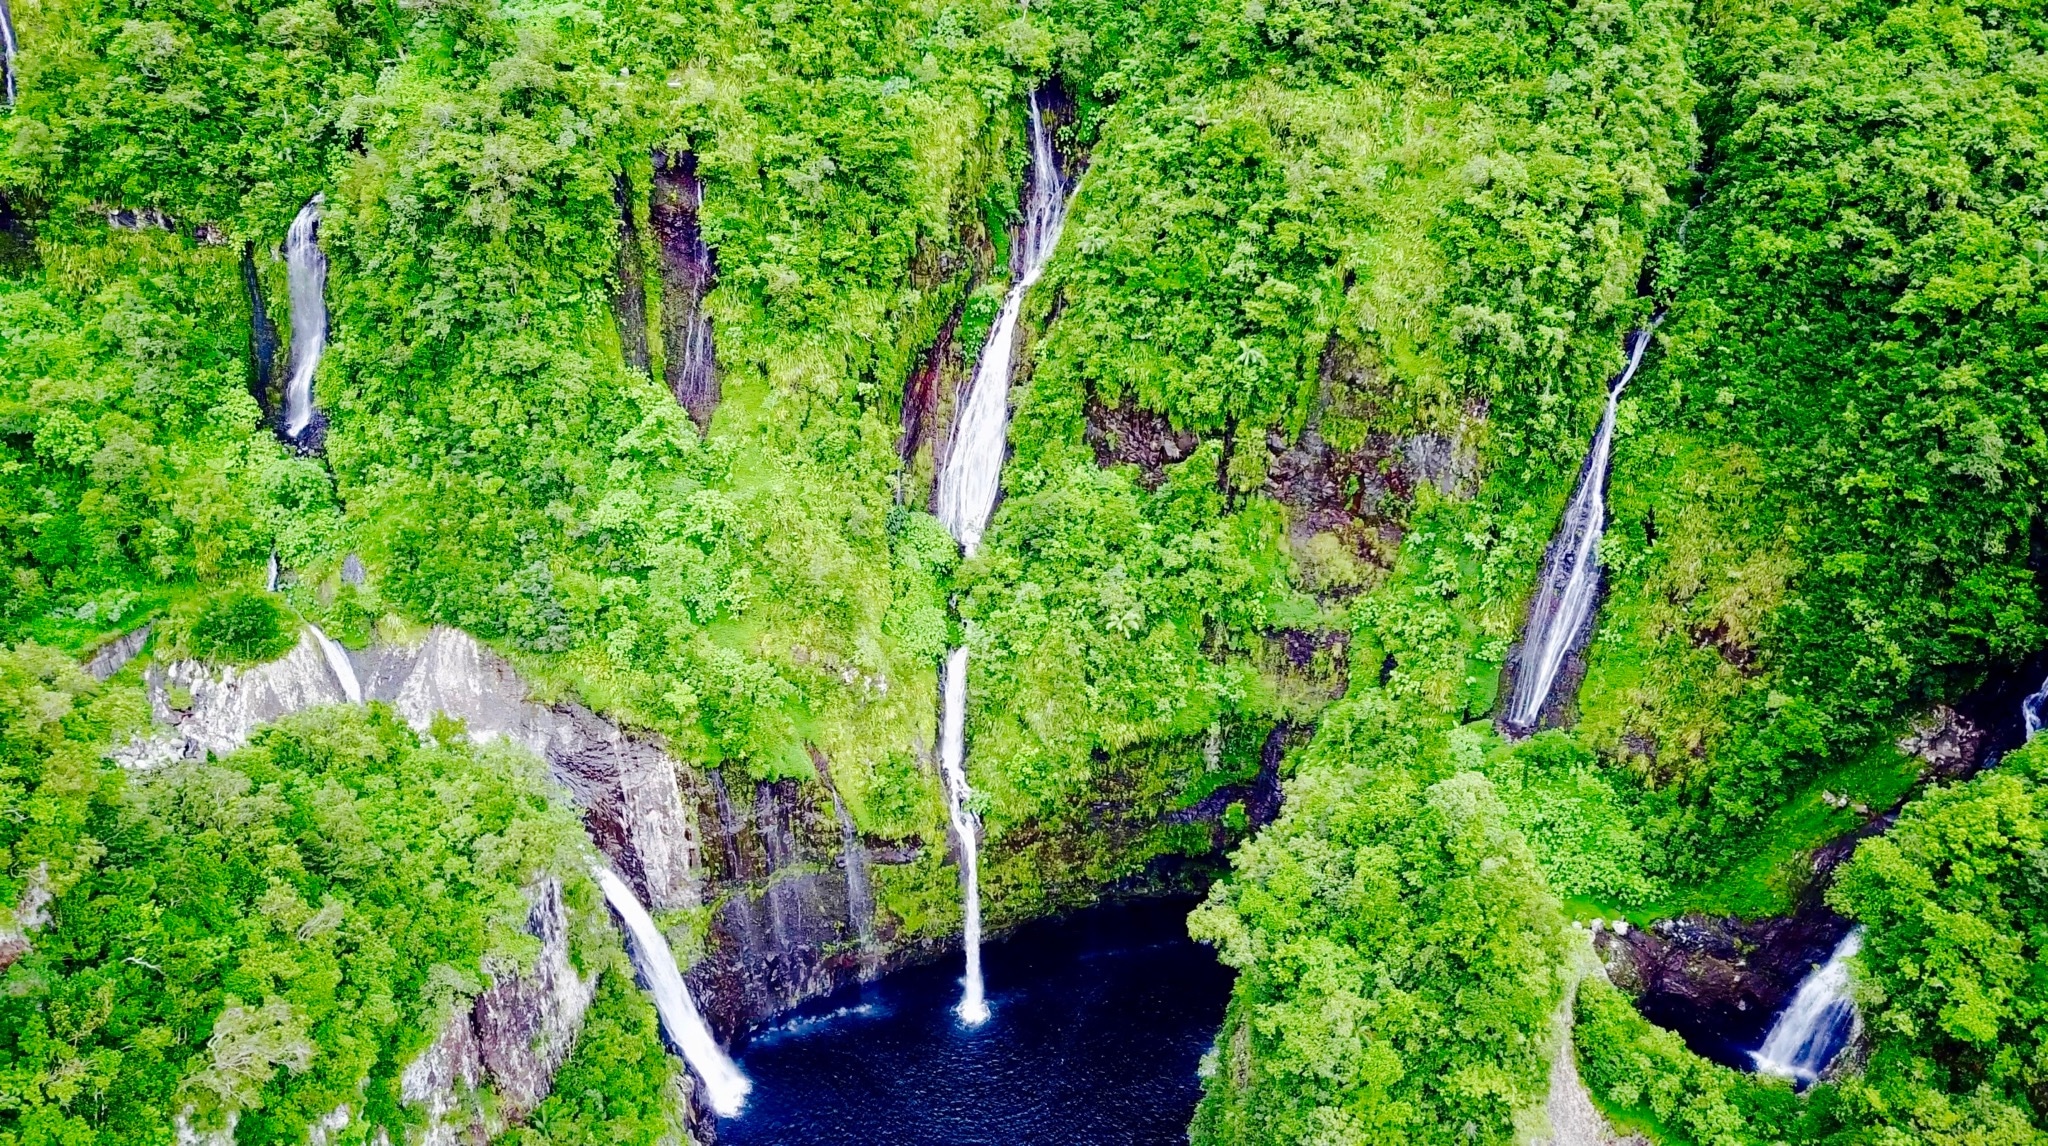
[592,866,752,1117]
[281,196,329,440]
[2024,675,2047,741]
[939,647,989,1025]
[934,88,1071,556]
[926,88,1075,1027]
[1501,323,1658,733]
[0,0,17,108]
[306,624,363,703]
[265,552,279,593]
[1752,929,1862,1085]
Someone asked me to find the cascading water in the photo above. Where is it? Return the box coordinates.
[934,89,1071,555]
[307,624,362,704]
[281,196,329,441]
[1,0,19,108]
[265,552,279,593]
[2024,675,2047,741]
[1501,322,1659,733]
[928,88,1074,1027]
[1752,929,1862,1085]
[593,866,752,1116]
[938,647,988,1024]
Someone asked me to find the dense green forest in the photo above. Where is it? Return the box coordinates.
[2,0,2047,1135]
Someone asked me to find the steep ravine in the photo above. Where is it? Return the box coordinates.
[108,621,1255,1136]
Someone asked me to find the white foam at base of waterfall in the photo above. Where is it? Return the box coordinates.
[927,87,1076,1028]
[1502,324,1657,731]
[593,866,751,1116]
[1752,929,1862,1085]
[939,646,989,1025]
[306,624,362,704]
[282,195,329,440]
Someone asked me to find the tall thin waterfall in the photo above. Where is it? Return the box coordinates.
[939,647,988,1024]
[1501,323,1657,733]
[593,866,751,1116]
[307,624,362,703]
[1,0,19,108]
[281,196,329,440]
[2024,675,2047,741]
[929,89,1074,1027]
[1752,929,1862,1085]
[935,89,1071,555]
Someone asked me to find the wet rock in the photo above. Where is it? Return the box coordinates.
[242,242,280,421]
[685,770,868,1037]
[651,151,718,433]
[1594,908,1855,1071]
[900,304,963,465]
[1084,394,1199,490]
[340,554,367,586]
[114,629,357,768]
[1897,705,1985,781]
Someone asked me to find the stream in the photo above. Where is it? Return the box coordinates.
[715,899,1232,1145]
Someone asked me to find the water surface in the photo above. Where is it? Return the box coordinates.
[717,899,1232,1146]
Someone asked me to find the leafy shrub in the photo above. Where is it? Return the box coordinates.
[168,589,297,664]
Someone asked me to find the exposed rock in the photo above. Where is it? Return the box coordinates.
[1594,908,1854,1071]
[340,553,367,586]
[1164,724,1290,848]
[685,769,867,1037]
[400,879,594,1142]
[1898,705,1984,781]
[472,879,599,1121]
[1084,394,1199,490]
[0,863,52,972]
[651,151,718,433]
[811,747,879,975]
[399,996,485,1146]
[117,627,701,913]
[113,629,356,769]
[900,304,963,464]
[307,1106,351,1146]
[85,624,151,681]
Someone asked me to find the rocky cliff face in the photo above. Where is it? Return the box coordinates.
[114,626,902,1036]
[400,878,598,1144]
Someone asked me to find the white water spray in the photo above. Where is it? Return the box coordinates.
[935,89,1071,556]
[306,624,362,704]
[282,196,329,440]
[1502,323,1657,732]
[592,866,751,1116]
[265,552,279,594]
[2024,675,2047,741]
[1752,929,1861,1085]
[928,89,1075,1027]
[1,0,19,108]
[939,647,988,1024]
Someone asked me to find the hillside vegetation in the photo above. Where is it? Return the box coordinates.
[3,0,2047,1139]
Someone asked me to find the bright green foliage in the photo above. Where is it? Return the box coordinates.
[161,588,298,665]
[0,705,594,1145]
[1572,974,1794,1146]
[1820,739,2048,1142]
[1573,0,2048,880]
[0,645,146,934]
[504,971,687,1146]
[1189,695,1568,1145]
